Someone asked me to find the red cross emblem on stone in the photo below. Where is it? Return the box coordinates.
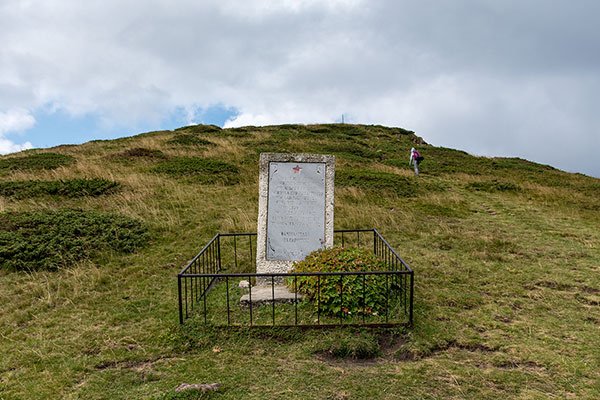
[293,165,302,173]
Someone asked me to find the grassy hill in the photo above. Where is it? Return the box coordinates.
[0,124,599,399]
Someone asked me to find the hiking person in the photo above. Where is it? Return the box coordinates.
[409,147,424,176]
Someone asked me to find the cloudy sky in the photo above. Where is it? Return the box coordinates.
[1,0,599,177]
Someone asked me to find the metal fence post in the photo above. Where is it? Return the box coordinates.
[217,234,222,272]
[178,275,183,324]
[409,271,414,325]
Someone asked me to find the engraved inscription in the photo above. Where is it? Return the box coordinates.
[267,162,325,260]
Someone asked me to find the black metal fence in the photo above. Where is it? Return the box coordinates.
[178,229,413,327]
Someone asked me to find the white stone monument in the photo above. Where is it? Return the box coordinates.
[256,153,335,276]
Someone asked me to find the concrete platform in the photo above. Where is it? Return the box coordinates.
[239,285,303,306]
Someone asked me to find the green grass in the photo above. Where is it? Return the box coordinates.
[0,124,599,399]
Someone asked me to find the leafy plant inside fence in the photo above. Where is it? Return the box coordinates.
[288,247,389,317]
[0,209,149,271]
[0,178,121,199]
[0,153,75,171]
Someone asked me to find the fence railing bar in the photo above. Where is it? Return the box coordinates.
[249,235,253,266]
[317,275,321,325]
[190,261,195,309]
[385,274,389,324]
[410,272,414,325]
[334,229,375,233]
[249,275,253,326]
[226,276,230,325]
[184,276,188,320]
[182,270,411,278]
[179,234,219,275]
[203,276,207,324]
[362,274,366,324]
[234,236,238,270]
[178,276,183,324]
[339,275,344,325]
[294,275,298,325]
[373,229,412,272]
[271,276,275,326]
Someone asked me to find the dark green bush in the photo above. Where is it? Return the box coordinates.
[176,124,250,137]
[118,148,166,159]
[0,153,75,171]
[0,210,149,271]
[166,134,215,146]
[174,124,222,134]
[152,157,239,185]
[0,178,121,199]
[466,180,522,192]
[288,247,388,317]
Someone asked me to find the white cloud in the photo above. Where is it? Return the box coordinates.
[1,0,600,175]
[0,108,35,154]
[0,108,35,135]
[0,138,33,155]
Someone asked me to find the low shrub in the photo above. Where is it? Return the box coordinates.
[466,180,522,192]
[174,124,222,134]
[176,124,251,137]
[118,147,166,159]
[0,178,121,199]
[0,209,149,271]
[0,153,75,171]
[288,247,388,317]
[166,135,215,146]
[152,157,239,185]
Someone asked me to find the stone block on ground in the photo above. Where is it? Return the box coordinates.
[239,285,303,306]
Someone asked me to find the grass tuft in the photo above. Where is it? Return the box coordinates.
[166,135,215,147]
[466,180,522,192]
[152,157,240,185]
[0,209,148,271]
[117,147,167,159]
[0,152,75,171]
[0,178,121,199]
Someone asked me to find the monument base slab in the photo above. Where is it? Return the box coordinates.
[239,285,303,307]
